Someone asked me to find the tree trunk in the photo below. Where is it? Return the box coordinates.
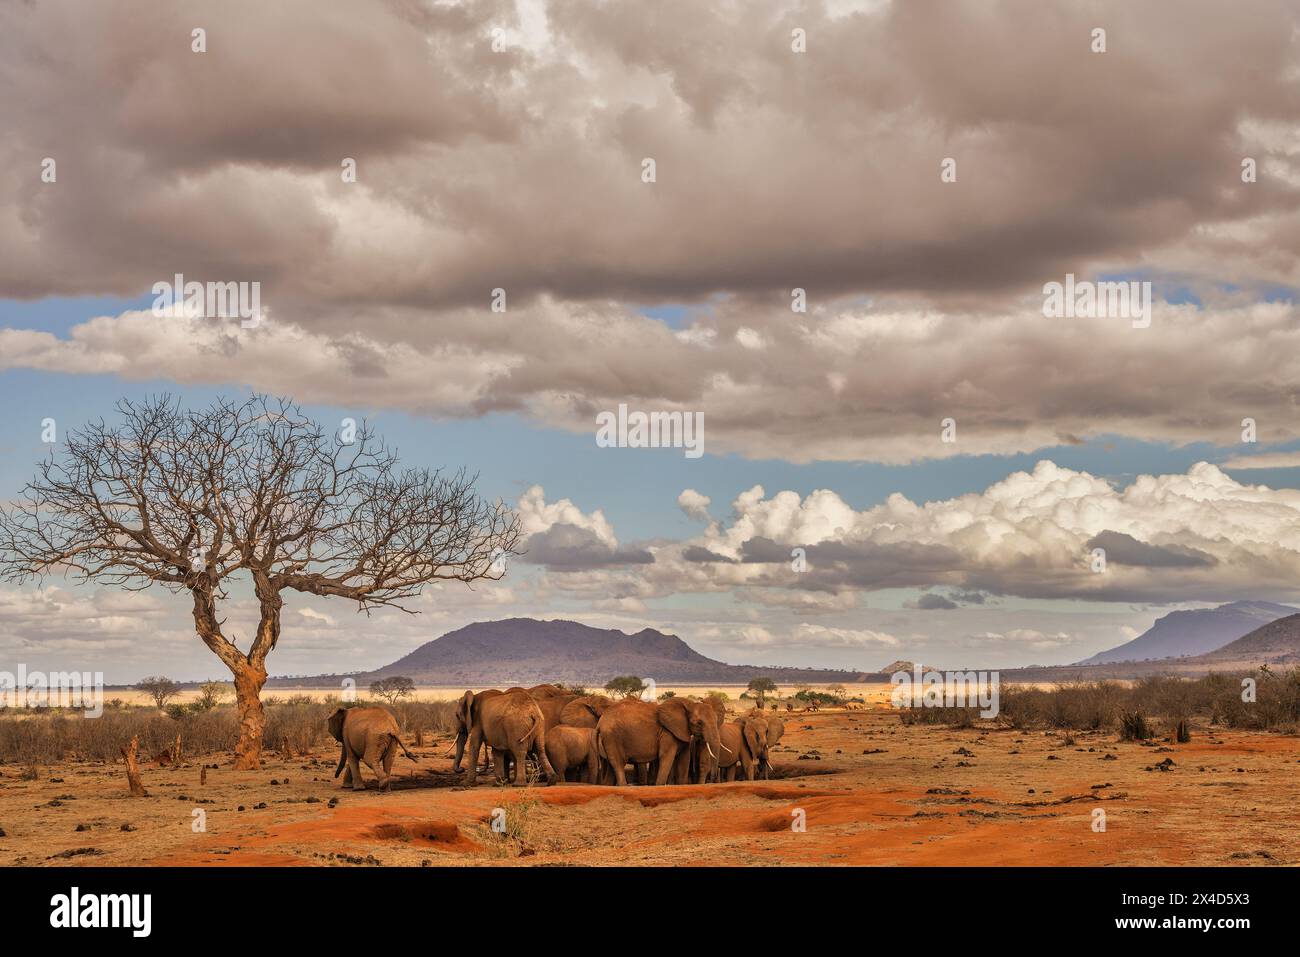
[121,735,148,796]
[191,586,275,770]
[231,661,268,770]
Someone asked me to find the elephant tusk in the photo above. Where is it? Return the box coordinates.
[706,742,717,760]
[721,744,733,754]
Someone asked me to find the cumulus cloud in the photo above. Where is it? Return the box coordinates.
[516,485,653,569]
[524,461,1300,610]
[677,489,712,522]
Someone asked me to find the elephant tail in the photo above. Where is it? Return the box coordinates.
[388,732,418,762]
[516,713,538,745]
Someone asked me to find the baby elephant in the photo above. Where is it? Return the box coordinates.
[545,725,600,783]
[327,706,417,791]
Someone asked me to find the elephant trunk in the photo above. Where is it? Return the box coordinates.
[452,729,467,773]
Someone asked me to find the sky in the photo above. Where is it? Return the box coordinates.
[2,0,1300,683]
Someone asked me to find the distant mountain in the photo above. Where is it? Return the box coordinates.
[1197,612,1300,665]
[269,618,873,687]
[1078,601,1296,665]
[878,660,925,674]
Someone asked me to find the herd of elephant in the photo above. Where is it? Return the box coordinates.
[327,684,786,791]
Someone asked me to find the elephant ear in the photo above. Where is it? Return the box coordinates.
[744,722,763,755]
[327,708,346,742]
[457,690,475,730]
[657,699,692,743]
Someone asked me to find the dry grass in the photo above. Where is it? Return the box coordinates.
[0,697,456,771]
[941,669,1300,737]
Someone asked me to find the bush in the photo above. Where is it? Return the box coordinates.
[1119,710,1152,741]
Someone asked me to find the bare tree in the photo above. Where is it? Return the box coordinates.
[137,675,182,710]
[0,395,520,768]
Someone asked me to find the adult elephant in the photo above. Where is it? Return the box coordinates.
[526,683,571,699]
[716,720,744,782]
[463,688,558,787]
[328,706,416,791]
[596,697,722,786]
[531,689,579,730]
[453,689,502,773]
[558,694,613,729]
[736,713,770,780]
[759,715,785,778]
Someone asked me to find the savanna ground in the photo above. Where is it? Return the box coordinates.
[1,682,1297,867]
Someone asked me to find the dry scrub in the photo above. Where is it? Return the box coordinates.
[0,697,456,773]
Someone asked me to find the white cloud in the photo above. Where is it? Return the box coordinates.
[677,489,712,522]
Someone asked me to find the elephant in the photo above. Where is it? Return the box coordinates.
[558,694,613,729]
[759,716,785,778]
[453,689,503,773]
[716,720,745,782]
[328,706,416,791]
[532,690,579,730]
[526,683,571,699]
[544,725,600,783]
[463,688,558,787]
[595,697,722,786]
[736,713,770,780]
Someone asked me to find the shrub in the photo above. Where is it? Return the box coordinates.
[1119,710,1152,741]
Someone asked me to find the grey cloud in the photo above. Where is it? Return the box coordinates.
[520,522,655,571]
[1086,531,1218,569]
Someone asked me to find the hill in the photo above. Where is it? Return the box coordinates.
[1077,601,1295,664]
[269,618,873,688]
[1196,612,1300,665]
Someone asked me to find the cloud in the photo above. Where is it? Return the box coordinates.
[1220,451,1300,470]
[565,460,1300,606]
[677,489,712,522]
[516,486,654,569]
[1085,530,1217,569]
[913,593,959,610]
[1,2,1299,463]
[791,623,899,648]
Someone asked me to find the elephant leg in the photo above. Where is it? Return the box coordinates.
[510,746,529,786]
[654,740,679,785]
[364,739,389,791]
[672,748,691,785]
[348,750,365,790]
[464,729,484,785]
[604,742,629,786]
[726,765,737,782]
[381,743,397,790]
[533,737,558,784]
[341,762,353,787]
[493,748,508,785]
